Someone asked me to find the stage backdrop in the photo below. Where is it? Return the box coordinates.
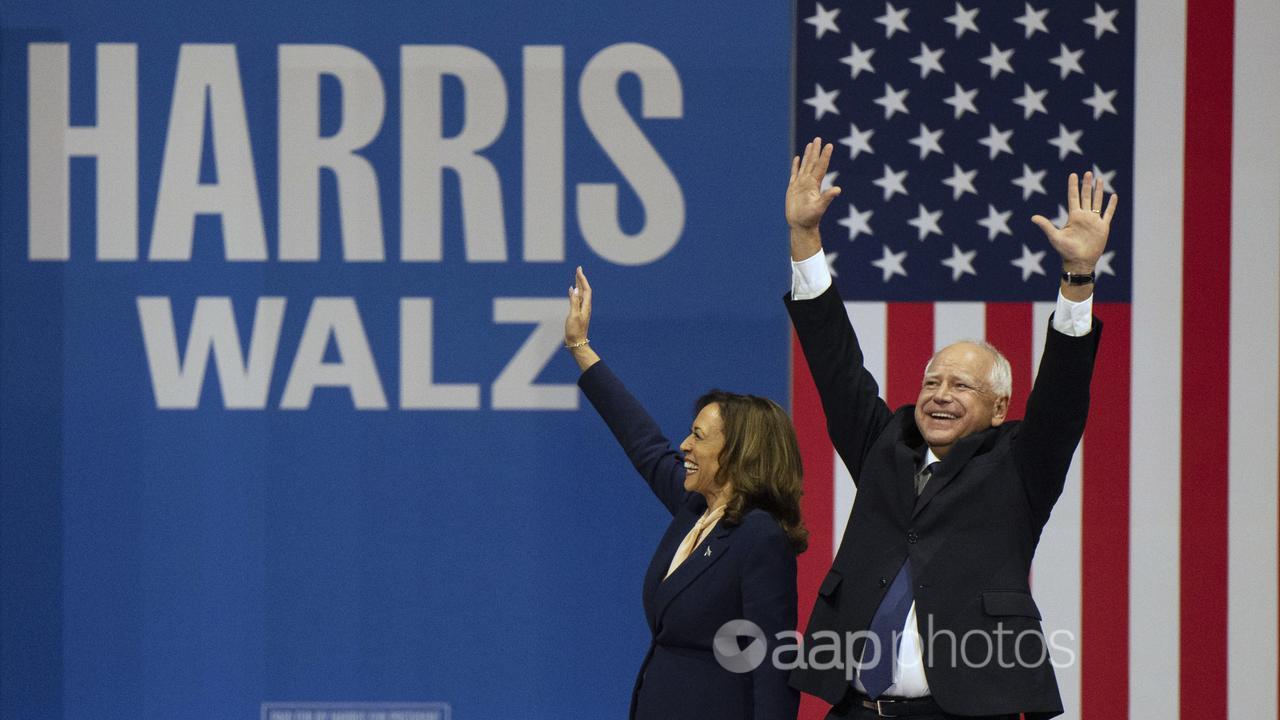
[0,1,793,718]
[6,2,1280,720]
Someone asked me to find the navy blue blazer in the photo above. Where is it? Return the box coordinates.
[579,362,799,720]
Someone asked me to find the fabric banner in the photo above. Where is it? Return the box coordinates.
[791,1,1279,718]
[0,2,790,718]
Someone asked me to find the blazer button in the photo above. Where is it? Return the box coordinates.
[878,577,888,588]
[907,532,919,544]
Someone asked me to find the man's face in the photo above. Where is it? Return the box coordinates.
[913,342,1009,458]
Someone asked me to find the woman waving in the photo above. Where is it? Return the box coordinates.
[566,266,805,720]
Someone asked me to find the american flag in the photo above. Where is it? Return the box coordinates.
[790,1,1280,719]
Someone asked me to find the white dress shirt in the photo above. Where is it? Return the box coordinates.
[790,249,1092,697]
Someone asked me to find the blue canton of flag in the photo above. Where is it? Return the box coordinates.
[796,0,1135,301]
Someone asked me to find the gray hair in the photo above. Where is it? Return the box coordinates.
[924,340,1013,398]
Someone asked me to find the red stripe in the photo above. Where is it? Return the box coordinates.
[790,331,834,720]
[1180,0,1234,715]
[885,304,934,407]
[1081,303,1131,718]
[984,303,1033,421]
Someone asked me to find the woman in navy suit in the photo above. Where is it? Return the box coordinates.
[564,267,806,720]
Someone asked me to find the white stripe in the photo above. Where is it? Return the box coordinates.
[1029,301,1082,719]
[1131,0,1187,715]
[932,303,984,352]
[834,302,888,552]
[1229,0,1280,715]
[1034,446,1084,720]
[833,449,855,556]
[1031,302,1054,376]
[844,302,889,402]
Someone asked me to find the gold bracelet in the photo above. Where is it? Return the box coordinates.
[564,339,590,349]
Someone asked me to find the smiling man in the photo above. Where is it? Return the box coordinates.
[915,341,1011,460]
[782,138,1115,720]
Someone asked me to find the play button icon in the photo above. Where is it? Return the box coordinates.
[713,619,768,673]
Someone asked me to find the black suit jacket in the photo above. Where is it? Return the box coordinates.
[785,286,1100,719]
[579,361,799,720]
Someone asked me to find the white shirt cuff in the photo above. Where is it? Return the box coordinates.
[1053,291,1093,336]
[792,251,1091,335]
[790,250,832,300]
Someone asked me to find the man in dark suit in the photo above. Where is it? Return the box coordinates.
[782,138,1116,720]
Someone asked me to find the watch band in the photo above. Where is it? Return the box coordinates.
[1061,271,1096,286]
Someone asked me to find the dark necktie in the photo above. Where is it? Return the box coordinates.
[860,462,937,698]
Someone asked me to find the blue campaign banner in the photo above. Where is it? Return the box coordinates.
[0,2,792,718]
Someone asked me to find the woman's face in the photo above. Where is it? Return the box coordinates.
[680,402,725,496]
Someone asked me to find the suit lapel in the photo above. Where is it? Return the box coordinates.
[912,428,991,519]
[651,522,733,623]
[890,413,925,517]
[892,442,920,518]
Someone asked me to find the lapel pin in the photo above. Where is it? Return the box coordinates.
[704,546,712,557]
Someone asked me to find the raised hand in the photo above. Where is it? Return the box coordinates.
[786,136,842,230]
[565,266,592,346]
[564,266,600,372]
[1031,171,1118,274]
[786,137,842,261]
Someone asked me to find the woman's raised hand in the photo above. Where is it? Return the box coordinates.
[564,266,600,372]
[565,266,592,345]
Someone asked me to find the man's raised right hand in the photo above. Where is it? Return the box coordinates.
[786,136,842,260]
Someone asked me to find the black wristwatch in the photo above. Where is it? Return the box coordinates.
[1061,271,1096,286]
